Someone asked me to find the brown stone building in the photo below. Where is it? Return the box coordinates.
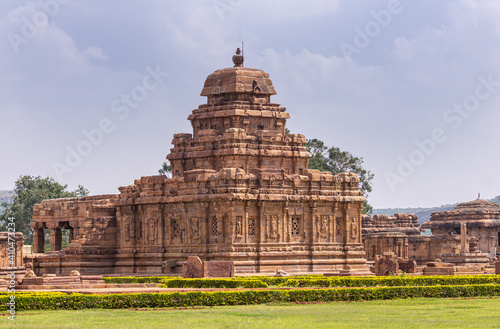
[362,212,481,265]
[31,50,371,276]
[363,198,500,267]
[421,198,500,255]
[362,214,420,261]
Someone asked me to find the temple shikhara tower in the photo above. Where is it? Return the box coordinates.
[31,50,371,275]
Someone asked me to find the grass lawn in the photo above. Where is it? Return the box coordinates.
[2,297,500,329]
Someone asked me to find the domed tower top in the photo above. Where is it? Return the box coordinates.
[422,197,500,228]
[168,48,310,177]
[200,48,276,105]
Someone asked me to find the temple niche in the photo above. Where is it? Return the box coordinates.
[31,50,371,276]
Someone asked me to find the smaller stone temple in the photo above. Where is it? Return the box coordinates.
[362,214,420,261]
[362,198,499,274]
[421,198,500,256]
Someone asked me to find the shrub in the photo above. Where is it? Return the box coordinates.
[103,276,176,284]
[278,275,500,288]
[2,284,500,310]
[160,278,268,289]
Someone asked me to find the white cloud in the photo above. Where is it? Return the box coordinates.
[83,46,109,61]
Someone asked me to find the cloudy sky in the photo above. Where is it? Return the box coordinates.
[1,0,499,208]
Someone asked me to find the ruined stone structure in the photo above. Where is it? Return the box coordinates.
[362,213,420,236]
[363,199,500,270]
[0,232,25,276]
[362,214,420,261]
[31,50,371,276]
[421,198,500,255]
[362,212,489,265]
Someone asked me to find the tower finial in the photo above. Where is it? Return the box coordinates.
[478,192,481,199]
[232,48,244,67]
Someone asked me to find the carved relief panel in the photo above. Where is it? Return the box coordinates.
[335,216,343,243]
[190,217,201,243]
[170,204,186,244]
[235,216,243,237]
[263,203,281,242]
[350,217,359,242]
[119,206,135,245]
[347,203,362,244]
[266,215,278,239]
[139,204,162,246]
[146,217,158,245]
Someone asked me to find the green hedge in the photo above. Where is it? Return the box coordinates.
[102,276,176,284]
[3,284,500,311]
[161,278,268,288]
[278,275,500,288]
[103,274,500,288]
[247,275,324,286]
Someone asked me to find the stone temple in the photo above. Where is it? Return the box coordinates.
[31,50,371,276]
[422,198,500,255]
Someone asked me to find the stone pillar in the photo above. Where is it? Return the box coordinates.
[284,203,290,243]
[33,227,45,253]
[258,202,264,243]
[342,203,351,245]
[309,202,317,243]
[356,205,363,244]
[69,228,75,243]
[460,222,469,252]
[50,227,62,251]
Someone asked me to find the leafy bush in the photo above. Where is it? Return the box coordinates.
[278,275,500,288]
[103,276,176,284]
[160,278,268,289]
[3,284,500,310]
[101,274,500,288]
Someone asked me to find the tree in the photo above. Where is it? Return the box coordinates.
[158,161,172,178]
[0,175,89,245]
[306,138,374,214]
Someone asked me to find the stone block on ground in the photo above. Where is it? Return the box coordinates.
[203,261,234,278]
[398,259,417,273]
[182,256,204,278]
[374,252,399,276]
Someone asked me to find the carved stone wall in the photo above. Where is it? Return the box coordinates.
[0,232,25,275]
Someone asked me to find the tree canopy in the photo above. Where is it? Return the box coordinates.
[306,138,374,214]
[158,161,172,178]
[0,175,89,245]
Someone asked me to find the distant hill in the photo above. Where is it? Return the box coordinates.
[373,195,500,225]
[0,190,14,215]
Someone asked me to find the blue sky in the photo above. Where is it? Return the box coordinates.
[1,0,500,208]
